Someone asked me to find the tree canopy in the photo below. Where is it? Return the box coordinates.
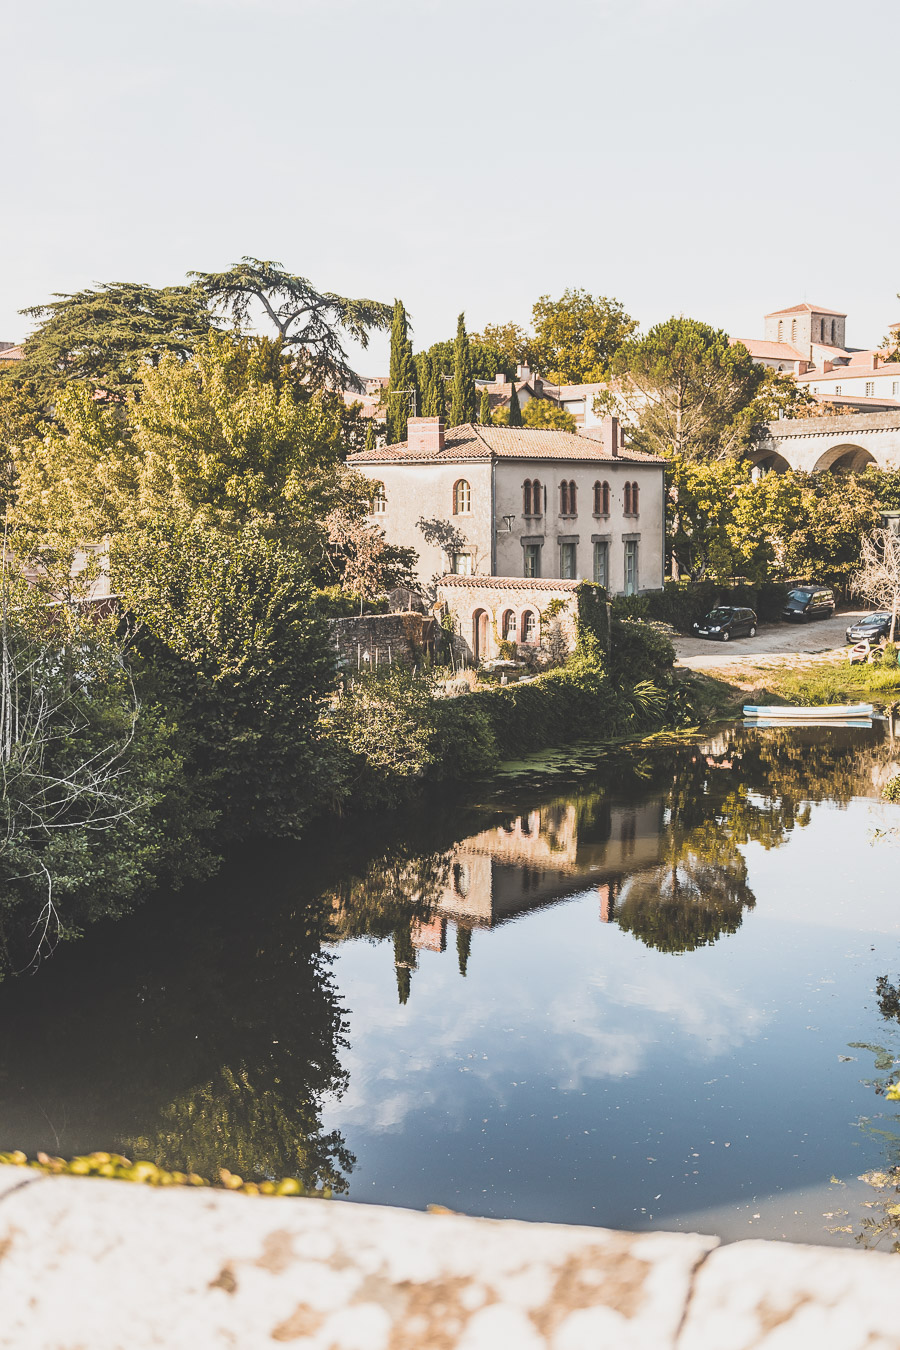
[385,300,418,443]
[612,318,765,461]
[450,314,477,426]
[531,289,637,383]
[521,397,576,431]
[189,258,392,392]
[16,282,214,405]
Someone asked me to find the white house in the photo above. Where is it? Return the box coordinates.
[347,416,666,596]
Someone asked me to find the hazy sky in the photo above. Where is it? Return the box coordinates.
[3,0,898,371]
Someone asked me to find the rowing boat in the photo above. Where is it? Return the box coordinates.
[743,703,874,720]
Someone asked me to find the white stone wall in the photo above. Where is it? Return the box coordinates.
[355,461,493,585]
[495,461,665,592]
[3,1166,900,1349]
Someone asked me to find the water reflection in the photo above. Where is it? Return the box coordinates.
[326,723,898,988]
[0,850,354,1191]
[1,719,899,1241]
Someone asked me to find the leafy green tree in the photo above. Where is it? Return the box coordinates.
[612,319,765,461]
[531,289,637,383]
[508,382,523,427]
[862,466,900,511]
[415,351,445,418]
[189,257,391,392]
[478,388,492,425]
[112,519,339,842]
[450,313,477,426]
[668,459,772,582]
[15,334,364,576]
[471,321,532,372]
[755,470,881,589]
[385,300,418,444]
[17,282,214,407]
[421,334,510,381]
[521,397,576,431]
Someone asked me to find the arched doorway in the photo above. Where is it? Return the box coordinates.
[472,608,490,662]
[813,443,876,473]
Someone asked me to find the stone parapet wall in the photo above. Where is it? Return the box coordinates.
[328,613,435,671]
[1,1166,899,1348]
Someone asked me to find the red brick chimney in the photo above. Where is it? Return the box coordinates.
[600,415,620,457]
[406,417,445,454]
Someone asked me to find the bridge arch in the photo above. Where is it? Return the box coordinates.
[748,449,791,477]
[812,442,876,473]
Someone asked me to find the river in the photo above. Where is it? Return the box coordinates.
[2,721,900,1250]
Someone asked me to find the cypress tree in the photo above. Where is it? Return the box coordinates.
[508,382,523,427]
[450,312,477,426]
[478,388,492,425]
[457,925,471,977]
[386,299,419,443]
[422,352,445,418]
[364,419,376,452]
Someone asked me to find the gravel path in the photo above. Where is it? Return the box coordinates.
[674,610,868,670]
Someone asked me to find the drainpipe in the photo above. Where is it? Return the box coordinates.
[490,458,497,576]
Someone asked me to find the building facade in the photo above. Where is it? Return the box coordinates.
[348,417,666,595]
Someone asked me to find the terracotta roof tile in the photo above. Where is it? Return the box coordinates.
[437,575,581,591]
[733,337,806,361]
[0,344,24,361]
[797,359,900,383]
[348,422,665,466]
[765,302,846,318]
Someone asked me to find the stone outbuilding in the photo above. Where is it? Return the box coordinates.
[435,575,580,664]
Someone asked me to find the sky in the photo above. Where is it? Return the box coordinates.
[2,0,898,371]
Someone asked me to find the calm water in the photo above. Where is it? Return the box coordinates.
[2,722,900,1249]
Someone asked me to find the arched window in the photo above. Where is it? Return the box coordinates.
[453,479,471,514]
[501,608,516,641]
[560,480,576,515]
[624,482,632,515]
[532,479,542,515]
[791,319,797,344]
[523,479,533,515]
[370,481,386,513]
[568,480,576,514]
[521,610,537,643]
[631,481,640,514]
[777,320,783,342]
[594,480,610,515]
[831,318,836,343]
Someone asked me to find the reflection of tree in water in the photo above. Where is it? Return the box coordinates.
[0,854,355,1192]
[606,725,882,954]
[614,848,754,953]
[324,844,452,1006]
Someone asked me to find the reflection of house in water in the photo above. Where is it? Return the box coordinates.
[425,797,666,941]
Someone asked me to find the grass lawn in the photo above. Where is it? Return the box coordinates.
[763,660,900,708]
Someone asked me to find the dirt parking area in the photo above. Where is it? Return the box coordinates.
[674,610,867,671]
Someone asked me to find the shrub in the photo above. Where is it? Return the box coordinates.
[113,520,339,841]
[884,774,900,803]
[608,618,675,684]
[883,642,899,670]
[610,579,788,632]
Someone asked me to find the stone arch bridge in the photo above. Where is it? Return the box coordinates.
[752,411,900,474]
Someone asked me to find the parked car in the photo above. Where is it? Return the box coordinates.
[782,586,836,622]
[692,606,758,641]
[845,611,897,644]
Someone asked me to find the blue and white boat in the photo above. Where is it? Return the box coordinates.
[743,703,874,721]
